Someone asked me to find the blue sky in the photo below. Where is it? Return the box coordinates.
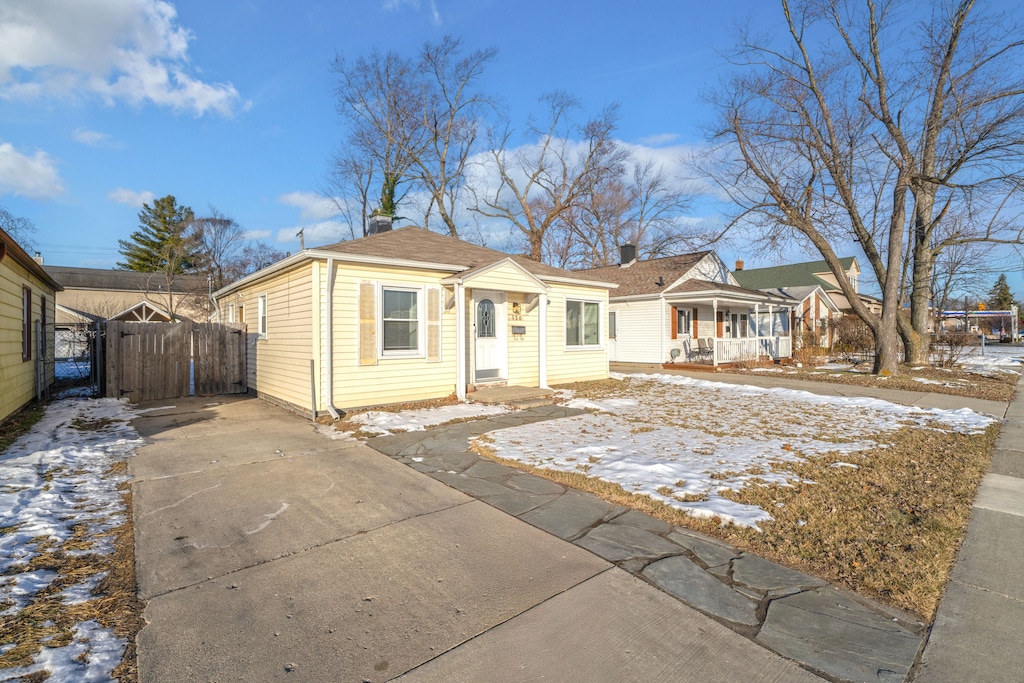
[1,0,1021,299]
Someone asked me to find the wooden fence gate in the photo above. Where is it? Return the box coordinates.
[103,321,247,401]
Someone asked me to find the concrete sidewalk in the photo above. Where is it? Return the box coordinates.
[130,396,821,682]
[912,387,1024,681]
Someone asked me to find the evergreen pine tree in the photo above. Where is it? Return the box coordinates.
[987,274,1015,311]
[117,195,196,273]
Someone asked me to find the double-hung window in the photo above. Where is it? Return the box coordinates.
[566,299,601,348]
[257,294,268,338]
[382,287,419,353]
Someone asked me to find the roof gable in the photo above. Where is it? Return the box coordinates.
[576,251,712,297]
[732,257,858,291]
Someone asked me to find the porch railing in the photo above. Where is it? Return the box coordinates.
[714,336,792,363]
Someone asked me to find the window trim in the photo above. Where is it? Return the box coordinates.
[380,284,424,358]
[227,302,235,323]
[565,298,602,350]
[22,286,32,361]
[257,293,268,338]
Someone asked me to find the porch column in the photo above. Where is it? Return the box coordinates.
[455,283,466,400]
[768,304,775,358]
[712,298,718,367]
[754,302,761,357]
[538,292,549,389]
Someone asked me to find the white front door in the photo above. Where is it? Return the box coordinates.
[474,291,506,383]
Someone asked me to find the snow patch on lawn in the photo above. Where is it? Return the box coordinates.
[478,373,996,528]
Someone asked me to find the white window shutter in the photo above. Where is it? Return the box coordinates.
[359,280,377,365]
[426,287,442,363]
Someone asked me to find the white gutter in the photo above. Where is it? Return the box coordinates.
[659,294,666,366]
[455,282,466,400]
[323,258,340,419]
[214,249,467,299]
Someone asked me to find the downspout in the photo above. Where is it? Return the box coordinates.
[455,282,466,400]
[323,258,341,419]
[659,294,666,366]
[539,292,548,389]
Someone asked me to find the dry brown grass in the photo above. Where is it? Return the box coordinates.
[0,403,46,455]
[751,363,1018,402]
[0,461,142,682]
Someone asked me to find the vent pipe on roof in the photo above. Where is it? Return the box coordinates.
[735,259,744,271]
[368,215,393,235]
[619,243,637,266]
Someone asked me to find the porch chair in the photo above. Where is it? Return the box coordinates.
[684,339,701,362]
[697,337,714,362]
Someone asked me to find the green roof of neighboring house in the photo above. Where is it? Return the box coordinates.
[732,257,857,292]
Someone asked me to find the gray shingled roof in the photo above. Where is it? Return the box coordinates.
[44,266,207,293]
[575,252,711,297]
[731,257,856,291]
[316,226,612,284]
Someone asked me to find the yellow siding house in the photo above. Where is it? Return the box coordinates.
[0,228,61,422]
[214,225,616,417]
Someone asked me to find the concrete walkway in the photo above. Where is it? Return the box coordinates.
[130,396,821,682]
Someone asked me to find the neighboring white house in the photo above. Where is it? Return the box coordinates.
[577,246,796,366]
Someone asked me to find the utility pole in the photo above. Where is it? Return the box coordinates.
[297,227,305,250]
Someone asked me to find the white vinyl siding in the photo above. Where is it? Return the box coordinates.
[216,263,314,413]
[335,264,456,409]
[546,286,608,385]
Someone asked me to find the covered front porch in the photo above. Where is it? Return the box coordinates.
[663,282,795,368]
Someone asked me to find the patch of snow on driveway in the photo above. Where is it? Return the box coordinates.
[348,403,511,436]
[478,373,996,528]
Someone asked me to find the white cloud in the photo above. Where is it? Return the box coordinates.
[382,0,441,26]
[0,0,244,116]
[108,187,154,207]
[275,221,349,246]
[243,229,272,241]
[72,128,112,146]
[278,190,341,221]
[636,133,680,147]
[0,141,64,199]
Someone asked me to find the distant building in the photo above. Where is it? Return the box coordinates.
[43,265,210,358]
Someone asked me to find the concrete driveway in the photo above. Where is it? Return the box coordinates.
[131,396,821,682]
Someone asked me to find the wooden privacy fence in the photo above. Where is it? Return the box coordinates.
[103,321,247,401]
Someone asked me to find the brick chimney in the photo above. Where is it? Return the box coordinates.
[735,259,744,271]
[368,215,393,235]
[33,251,43,265]
[619,243,637,266]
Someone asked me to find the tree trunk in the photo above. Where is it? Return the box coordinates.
[907,195,935,365]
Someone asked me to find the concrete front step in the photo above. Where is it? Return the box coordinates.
[469,385,555,409]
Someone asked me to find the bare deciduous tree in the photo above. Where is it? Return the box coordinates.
[191,207,246,289]
[330,36,496,235]
[701,0,1024,374]
[0,206,36,250]
[473,93,631,261]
